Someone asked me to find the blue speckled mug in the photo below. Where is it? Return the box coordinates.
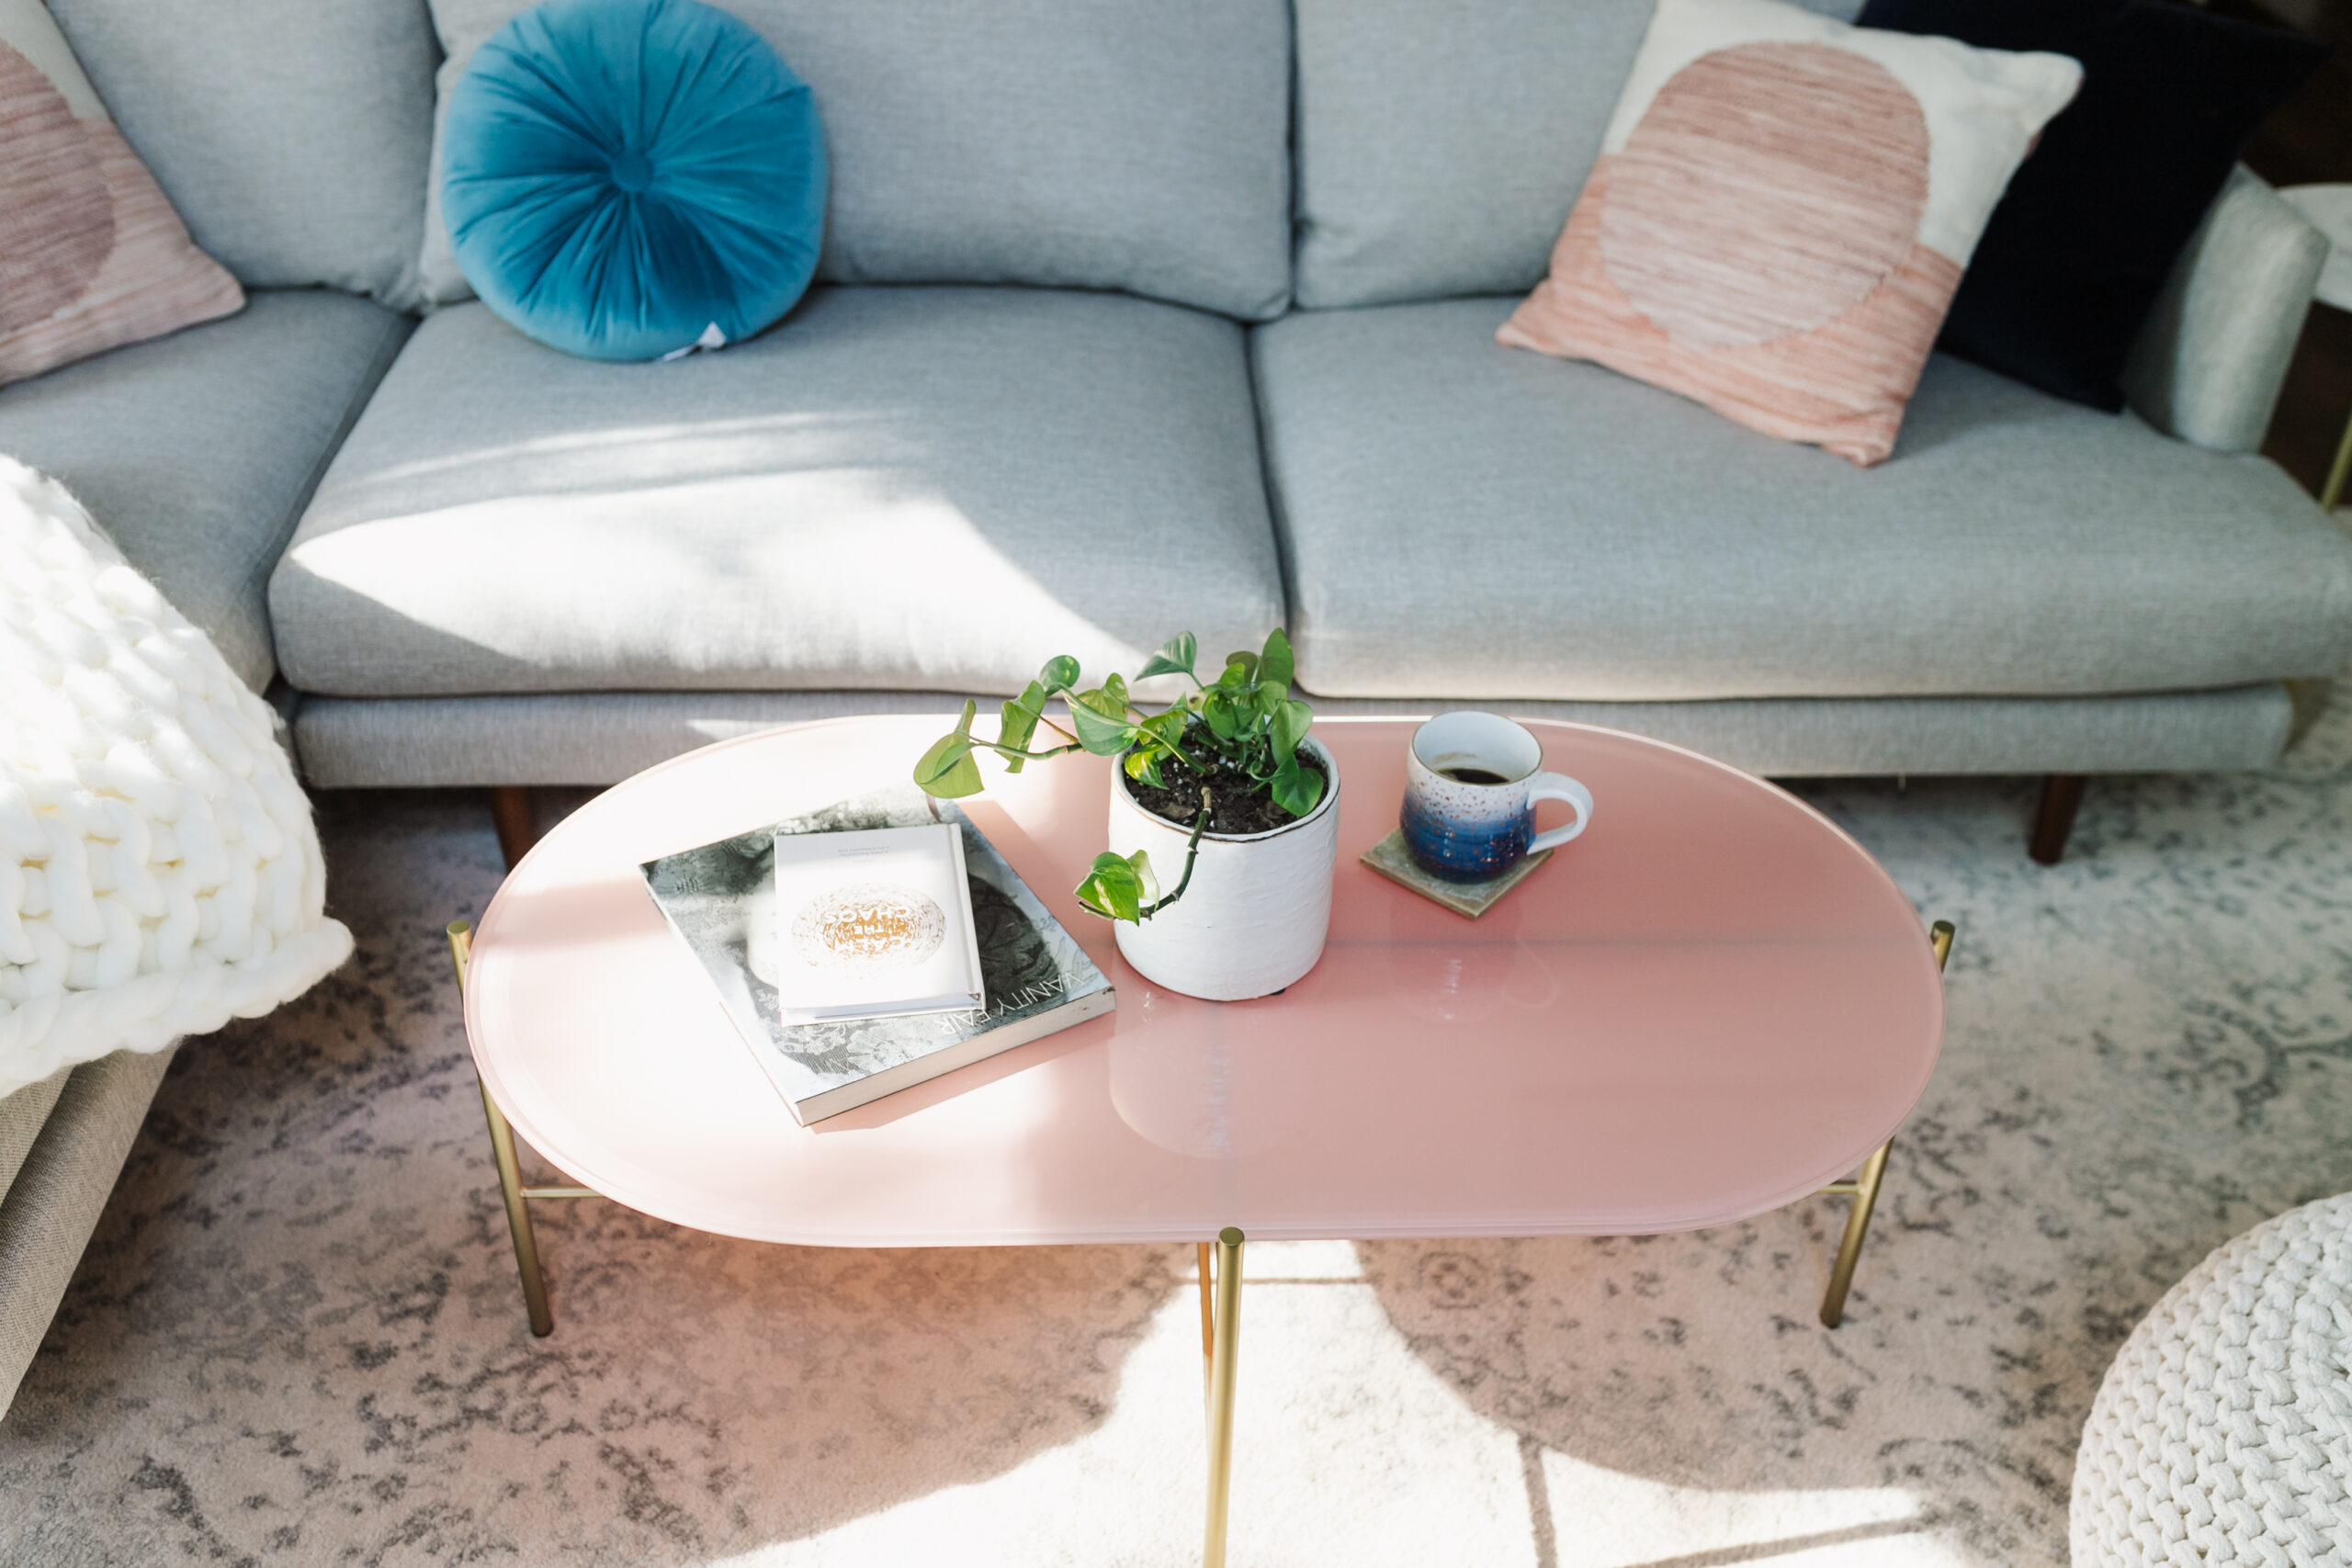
[1400,712,1592,883]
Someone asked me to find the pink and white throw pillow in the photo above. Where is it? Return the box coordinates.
[1498,0,2080,467]
[0,0,243,387]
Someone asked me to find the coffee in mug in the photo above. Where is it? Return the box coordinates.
[1401,712,1592,882]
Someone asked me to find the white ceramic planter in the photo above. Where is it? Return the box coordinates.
[1103,736,1340,1001]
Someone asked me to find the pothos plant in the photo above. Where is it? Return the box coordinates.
[912,630,1324,923]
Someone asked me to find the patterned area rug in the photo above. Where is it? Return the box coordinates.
[6,700,2352,1567]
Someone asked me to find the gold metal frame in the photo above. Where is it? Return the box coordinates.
[2323,400,2352,515]
[447,919,601,1338]
[1201,1227,1244,1568]
[446,910,1951,1559]
[1815,918,1953,1328]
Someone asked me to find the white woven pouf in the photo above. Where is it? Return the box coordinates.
[2073,1193,2352,1567]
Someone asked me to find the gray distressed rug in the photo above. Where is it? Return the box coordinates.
[6,700,2352,1567]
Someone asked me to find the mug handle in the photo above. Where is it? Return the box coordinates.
[1525,773,1593,853]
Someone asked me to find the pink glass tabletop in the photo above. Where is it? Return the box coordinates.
[464,716,1942,1247]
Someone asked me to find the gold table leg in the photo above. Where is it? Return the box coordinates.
[1817,919,1952,1329]
[447,919,563,1337]
[1196,1240,1216,1402]
[1203,1226,1244,1568]
[2321,395,2352,513]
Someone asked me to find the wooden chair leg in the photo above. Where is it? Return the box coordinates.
[2029,773,2084,865]
[488,786,541,872]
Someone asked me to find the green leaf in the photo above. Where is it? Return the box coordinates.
[1069,688,1136,755]
[1125,748,1165,789]
[1218,651,1258,690]
[1139,708,1190,750]
[1136,631,1199,682]
[1073,850,1156,922]
[1259,627,1295,691]
[1035,655,1080,695]
[1201,689,1242,742]
[1273,697,1313,760]
[1102,671,1130,710]
[997,683,1046,773]
[1269,754,1326,818]
[913,733,984,797]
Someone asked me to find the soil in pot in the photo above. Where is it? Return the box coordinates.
[1123,746,1329,835]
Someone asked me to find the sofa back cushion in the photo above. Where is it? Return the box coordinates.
[1293,0,1861,310]
[46,0,440,310]
[420,0,1294,321]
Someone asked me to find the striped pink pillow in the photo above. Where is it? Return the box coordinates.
[0,1,242,387]
[1499,0,2080,467]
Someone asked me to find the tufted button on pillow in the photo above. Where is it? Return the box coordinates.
[440,0,827,362]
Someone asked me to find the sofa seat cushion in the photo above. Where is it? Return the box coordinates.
[0,289,413,694]
[272,287,1287,699]
[1254,297,2352,702]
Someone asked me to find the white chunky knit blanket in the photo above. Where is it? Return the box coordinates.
[2073,1190,2352,1566]
[0,457,350,1100]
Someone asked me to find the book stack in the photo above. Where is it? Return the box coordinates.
[642,785,1114,1124]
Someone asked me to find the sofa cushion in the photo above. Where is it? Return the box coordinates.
[0,0,245,389]
[1856,0,2328,414]
[1253,297,2352,702]
[419,0,1292,321]
[272,286,1287,699]
[1494,0,2082,469]
[0,289,414,694]
[1293,0,1863,311]
[46,0,439,308]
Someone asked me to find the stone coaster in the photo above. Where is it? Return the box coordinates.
[1358,829,1551,919]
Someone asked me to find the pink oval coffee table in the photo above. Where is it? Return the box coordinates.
[450,715,1948,1567]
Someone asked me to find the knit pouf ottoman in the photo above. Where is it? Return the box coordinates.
[2073,1192,2352,1566]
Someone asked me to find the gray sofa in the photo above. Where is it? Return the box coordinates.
[0,0,2345,1411]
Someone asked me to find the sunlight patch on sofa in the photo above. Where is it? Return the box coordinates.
[282,469,1150,694]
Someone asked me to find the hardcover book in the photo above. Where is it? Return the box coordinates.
[642,786,1114,1125]
[768,823,985,1023]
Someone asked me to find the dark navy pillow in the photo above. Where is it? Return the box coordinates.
[442,0,826,362]
[1859,0,2326,412]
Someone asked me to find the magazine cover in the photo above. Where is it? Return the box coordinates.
[642,785,1114,1122]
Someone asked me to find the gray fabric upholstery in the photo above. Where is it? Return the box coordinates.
[289,683,2292,788]
[0,291,415,695]
[2125,169,2331,456]
[0,1068,71,1209]
[275,288,1285,700]
[47,0,438,309]
[1253,298,2352,704]
[419,0,1292,321]
[297,691,981,785]
[0,1044,175,1421]
[1292,0,1860,310]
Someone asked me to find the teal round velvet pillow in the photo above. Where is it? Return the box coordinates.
[442,0,826,361]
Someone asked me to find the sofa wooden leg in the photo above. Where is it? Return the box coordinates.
[488,786,541,872]
[2029,773,2085,865]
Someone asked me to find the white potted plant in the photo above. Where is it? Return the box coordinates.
[912,630,1340,1000]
